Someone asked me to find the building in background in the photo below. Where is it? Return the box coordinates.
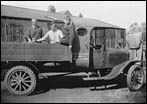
[57,10,72,16]
[1,4,124,44]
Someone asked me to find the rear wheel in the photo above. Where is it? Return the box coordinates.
[5,65,37,96]
[127,64,144,91]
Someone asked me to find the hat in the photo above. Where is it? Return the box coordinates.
[50,21,56,25]
[64,15,71,21]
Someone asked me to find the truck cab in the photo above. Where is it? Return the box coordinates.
[72,26,130,70]
[89,27,129,69]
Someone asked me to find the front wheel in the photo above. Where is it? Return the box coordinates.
[127,64,144,91]
[5,65,37,96]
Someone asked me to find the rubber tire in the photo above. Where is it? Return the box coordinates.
[5,65,37,96]
[127,64,144,91]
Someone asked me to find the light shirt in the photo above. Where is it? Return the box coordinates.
[41,29,64,43]
[126,32,142,49]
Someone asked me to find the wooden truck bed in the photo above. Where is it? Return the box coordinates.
[1,42,72,62]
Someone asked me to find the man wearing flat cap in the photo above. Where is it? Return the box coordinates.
[60,15,76,48]
[26,18,43,43]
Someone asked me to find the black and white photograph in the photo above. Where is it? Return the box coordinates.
[1,1,146,103]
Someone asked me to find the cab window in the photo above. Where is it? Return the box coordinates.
[95,29,105,46]
[77,28,87,36]
[90,28,105,50]
[105,29,126,48]
[105,29,115,48]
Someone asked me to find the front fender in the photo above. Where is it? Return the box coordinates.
[103,60,141,80]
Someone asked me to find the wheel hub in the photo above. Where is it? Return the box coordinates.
[131,69,143,88]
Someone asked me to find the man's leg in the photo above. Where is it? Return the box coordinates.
[137,45,143,60]
[129,49,134,60]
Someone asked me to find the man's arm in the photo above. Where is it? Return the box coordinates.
[36,31,49,42]
[25,28,32,42]
[69,24,75,47]
[34,28,43,40]
[58,30,64,38]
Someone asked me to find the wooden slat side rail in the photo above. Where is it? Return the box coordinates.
[1,43,72,62]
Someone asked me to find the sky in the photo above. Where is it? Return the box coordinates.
[1,1,146,29]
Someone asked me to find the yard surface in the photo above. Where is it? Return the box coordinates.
[1,73,146,103]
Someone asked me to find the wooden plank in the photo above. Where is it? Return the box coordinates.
[24,43,68,49]
[1,49,24,56]
[24,43,71,61]
[1,43,72,61]
[24,54,67,61]
[24,49,66,54]
[1,54,24,61]
[1,43,24,61]
[1,42,24,49]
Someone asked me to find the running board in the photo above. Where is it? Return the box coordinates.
[39,72,71,79]
[39,72,105,81]
[39,72,88,79]
[83,77,104,81]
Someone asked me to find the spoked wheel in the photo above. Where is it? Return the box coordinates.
[127,64,144,91]
[5,65,37,96]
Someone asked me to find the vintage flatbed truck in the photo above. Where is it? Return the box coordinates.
[1,17,145,96]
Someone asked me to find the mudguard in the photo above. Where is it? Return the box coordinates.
[102,60,141,80]
[1,61,40,76]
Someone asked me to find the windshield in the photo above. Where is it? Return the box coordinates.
[90,28,126,50]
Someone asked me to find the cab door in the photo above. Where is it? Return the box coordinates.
[89,28,105,69]
[72,27,90,68]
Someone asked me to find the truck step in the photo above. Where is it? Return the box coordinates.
[39,72,70,79]
[39,72,88,79]
[83,77,104,81]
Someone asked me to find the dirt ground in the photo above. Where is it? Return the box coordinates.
[1,75,146,103]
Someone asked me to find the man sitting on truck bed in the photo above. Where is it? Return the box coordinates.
[36,16,76,49]
[36,21,64,43]
[25,18,43,43]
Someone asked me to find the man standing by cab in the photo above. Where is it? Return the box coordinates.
[126,23,143,60]
[60,15,76,48]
